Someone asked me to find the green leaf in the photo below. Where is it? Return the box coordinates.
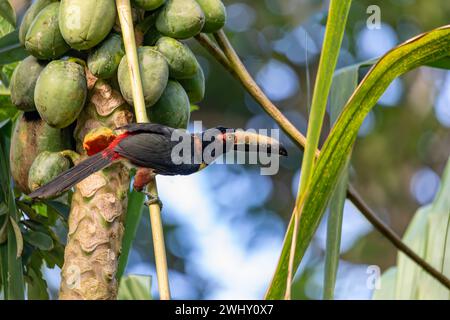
[6,220,24,299]
[117,190,145,280]
[372,267,397,300]
[1,61,19,89]
[9,217,23,258]
[0,95,18,122]
[0,1,15,27]
[395,206,430,299]
[118,275,152,300]
[322,59,375,300]
[25,252,49,300]
[294,0,352,202]
[0,216,7,244]
[0,81,9,95]
[0,243,8,297]
[16,201,40,221]
[323,166,347,300]
[23,231,54,251]
[0,202,6,215]
[419,164,450,299]
[190,104,200,112]
[43,200,70,222]
[0,120,25,299]
[41,243,64,268]
[287,0,352,300]
[0,30,28,65]
[0,13,13,38]
[1,62,15,79]
[26,267,49,300]
[427,56,450,69]
[376,154,450,299]
[265,25,450,300]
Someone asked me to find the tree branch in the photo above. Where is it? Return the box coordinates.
[347,186,450,289]
[195,31,450,290]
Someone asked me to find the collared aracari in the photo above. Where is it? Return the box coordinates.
[28,123,287,201]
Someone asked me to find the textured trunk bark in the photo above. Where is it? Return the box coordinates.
[59,77,134,300]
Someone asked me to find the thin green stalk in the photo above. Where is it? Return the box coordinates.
[323,163,347,299]
[116,0,171,300]
[296,0,352,199]
[322,62,361,300]
[288,0,352,299]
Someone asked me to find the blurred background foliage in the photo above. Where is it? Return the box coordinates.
[4,0,450,299]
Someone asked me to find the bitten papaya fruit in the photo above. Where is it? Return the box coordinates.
[10,112,72,193]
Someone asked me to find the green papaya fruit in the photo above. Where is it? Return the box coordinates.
[25,2,70,60]
[10,112,72,193]
[118,46,169,107]
[179,63,205,103]
[133,0,166,11]
[87,34,125,79]
[148,80,190,129]
[18,0,59,45]
[156,0,205,39]
[10,56,46,111]
[59,0,117,50]
[195,0,226,33]
[156,37,198,79]
[34,60,87,128]
[28,151,71,193]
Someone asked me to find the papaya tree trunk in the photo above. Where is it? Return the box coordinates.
[59,77,133,300]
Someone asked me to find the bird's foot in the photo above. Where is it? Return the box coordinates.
[143,191,163,210]
[133,168,155,191]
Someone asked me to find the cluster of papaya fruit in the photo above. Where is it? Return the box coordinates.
[9,0,226,195]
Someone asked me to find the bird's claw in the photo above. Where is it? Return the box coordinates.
[143,191,163,210]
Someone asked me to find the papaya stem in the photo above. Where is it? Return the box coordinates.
[116,0,171,300]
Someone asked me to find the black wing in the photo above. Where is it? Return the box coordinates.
[114,132,198,176]
[118,123,176,137]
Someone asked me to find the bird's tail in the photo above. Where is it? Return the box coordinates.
[28,150,116,199]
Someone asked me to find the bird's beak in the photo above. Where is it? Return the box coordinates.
[225,130,288,156]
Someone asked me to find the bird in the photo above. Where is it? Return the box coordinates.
[28,123,288,204]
